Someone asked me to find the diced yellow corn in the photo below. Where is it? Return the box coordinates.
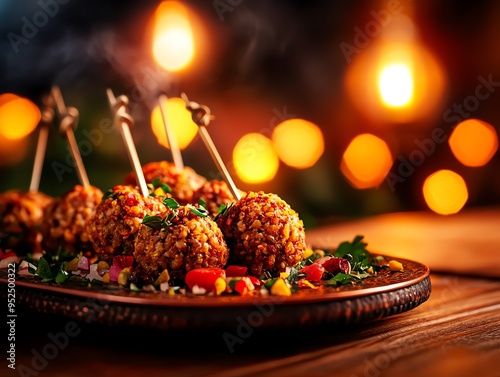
[214,277,227,295]
[154,269,170,285]
[279,272,290,279]
[65,257,80,272]
[303,248,314,259]
[101,272,110,283]
[300,279,319,289]
[389,260,404,272]
[270,278,291,296]
[118,267,131,285]
[154,187,165,197]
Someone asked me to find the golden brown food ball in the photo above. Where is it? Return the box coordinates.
[133,204,229,282]
[123,160,207,205]
[42,185,103,255]
[216,191,306,277]
[0,190,53,254]
[192,179,237,217]
[89,185,166,260]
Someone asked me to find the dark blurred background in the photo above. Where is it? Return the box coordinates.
[0,0,499,228]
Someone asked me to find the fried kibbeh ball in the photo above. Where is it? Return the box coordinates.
[89,185,166,260]
[41,185,103,255]
[215,191,306,277]
[133,204,229,282]
[192,179,238,217]
[123,160,207,205]
[0,190,53,254]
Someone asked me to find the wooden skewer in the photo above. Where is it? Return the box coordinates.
[158,94,184,171]
[106,88,149,198]
[181,93,241,201]
[29,94,55,192]
[51,86,91,189]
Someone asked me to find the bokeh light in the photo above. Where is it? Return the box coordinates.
[152,1,195,72]
[340,133,393,189]
[233,133,279,184]
[448,118,498,167]
[0,134,29,166]
[345,19,446,125]
[151,97,199,150]
[0,93,41,140]
[272,118,324,169]
[423,169,468,215]
[378,63,414,108]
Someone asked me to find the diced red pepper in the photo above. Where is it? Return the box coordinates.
[299,263,325,282]
[225,265,248,277]
[246,275,261,288]
[233,277,255,295]
[234,279,249,295]
[185,268,227,294]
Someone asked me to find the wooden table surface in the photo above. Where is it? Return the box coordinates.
[4,207,500,377]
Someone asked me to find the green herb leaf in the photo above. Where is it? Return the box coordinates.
[36,256,54,281]
[324,273,360,287]
[334,235,372,273]
[188,204,208,217]
[151,177,161,188]
[214,202,233,221]
[102,189,116,201]
[198,198,207,209]
[161,183,172,193]
[163,197,180,209]
[142,214,167,230]
[55,269,70,284]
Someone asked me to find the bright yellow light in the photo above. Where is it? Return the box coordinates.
[379,63,413,108]
[151,97,199,150]
[0,93,41,140]
[341,133,393,189]
[272,118,324,169]
[449,118,498,167]
[423,169,468,215]
[152,1,195,72]
[233,133,279,184]
[345,41,446,124]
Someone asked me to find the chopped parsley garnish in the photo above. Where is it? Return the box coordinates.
[142,214,169,230]
[187,204,209,217]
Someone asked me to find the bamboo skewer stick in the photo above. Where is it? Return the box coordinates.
[158,94,184,171]
[106,88,149,198]
[29,94,55,192]
[51,86,91,188]
[181,93,241,201]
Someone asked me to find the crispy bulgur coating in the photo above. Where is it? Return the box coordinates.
[89,185,166,260]
[42,185,103,255]
[216,191,306,277]
[134,205,229,281]
[123,160,207,205]
[0,190,53,254]
[192,180,237,217]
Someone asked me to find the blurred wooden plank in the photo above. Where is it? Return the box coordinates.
[305,206,500,277]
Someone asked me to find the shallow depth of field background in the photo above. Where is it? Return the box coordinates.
[0,0,499,228]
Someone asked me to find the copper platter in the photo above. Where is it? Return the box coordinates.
[0,254,430,331]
